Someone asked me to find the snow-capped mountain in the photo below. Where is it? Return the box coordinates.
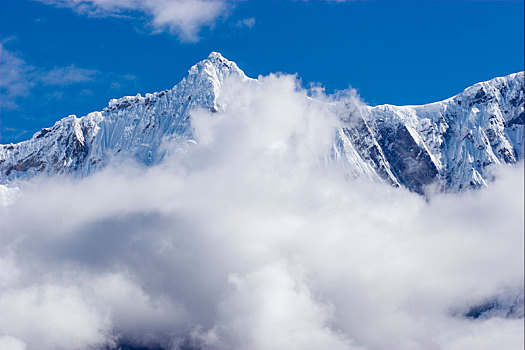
[1,52,523,193]
[0,53,247,181]
[333,72,523,193]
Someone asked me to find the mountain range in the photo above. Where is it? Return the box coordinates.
[1,52,523,193]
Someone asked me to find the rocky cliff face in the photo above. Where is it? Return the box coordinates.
[1,52,523,193]
[331,71,523,192]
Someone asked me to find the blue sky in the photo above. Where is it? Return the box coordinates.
[1,0,523,143]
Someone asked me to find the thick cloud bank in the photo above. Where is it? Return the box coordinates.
[0,74,523,350]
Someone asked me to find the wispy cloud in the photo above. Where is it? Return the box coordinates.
[0,43,36,109]
[40,65,99,86]
[0,42,110,110]
[40,0,231,42]
[235,17,255,29]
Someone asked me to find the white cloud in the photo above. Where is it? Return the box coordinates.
[0,284,111,350]
[147,0,229,41]
[0,43,98,109]
[0,73,523,349]
[235,17,255,29]
[0,43,130,111]
[40,65,98,86]
[0,336,27,350]
[0,43,36,109]
[41,0,231,42]
[208,263,364,350]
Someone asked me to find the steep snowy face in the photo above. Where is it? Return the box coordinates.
[0,52,523,193]
[0,52,248,181]
[333,72,524,193]
[439,72,524,190]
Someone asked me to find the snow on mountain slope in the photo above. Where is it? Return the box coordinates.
[0,52,248,180]
[333,72,524,192]
[0,53,523,193]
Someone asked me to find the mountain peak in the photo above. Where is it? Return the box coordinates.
[187,52,246,81]
[207,51,227,60]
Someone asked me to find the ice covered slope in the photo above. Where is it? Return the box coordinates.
[333,72,524,192]
[0,52,523,193]
[0,52,248,181]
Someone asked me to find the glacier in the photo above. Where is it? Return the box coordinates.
[0,52,523,193]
